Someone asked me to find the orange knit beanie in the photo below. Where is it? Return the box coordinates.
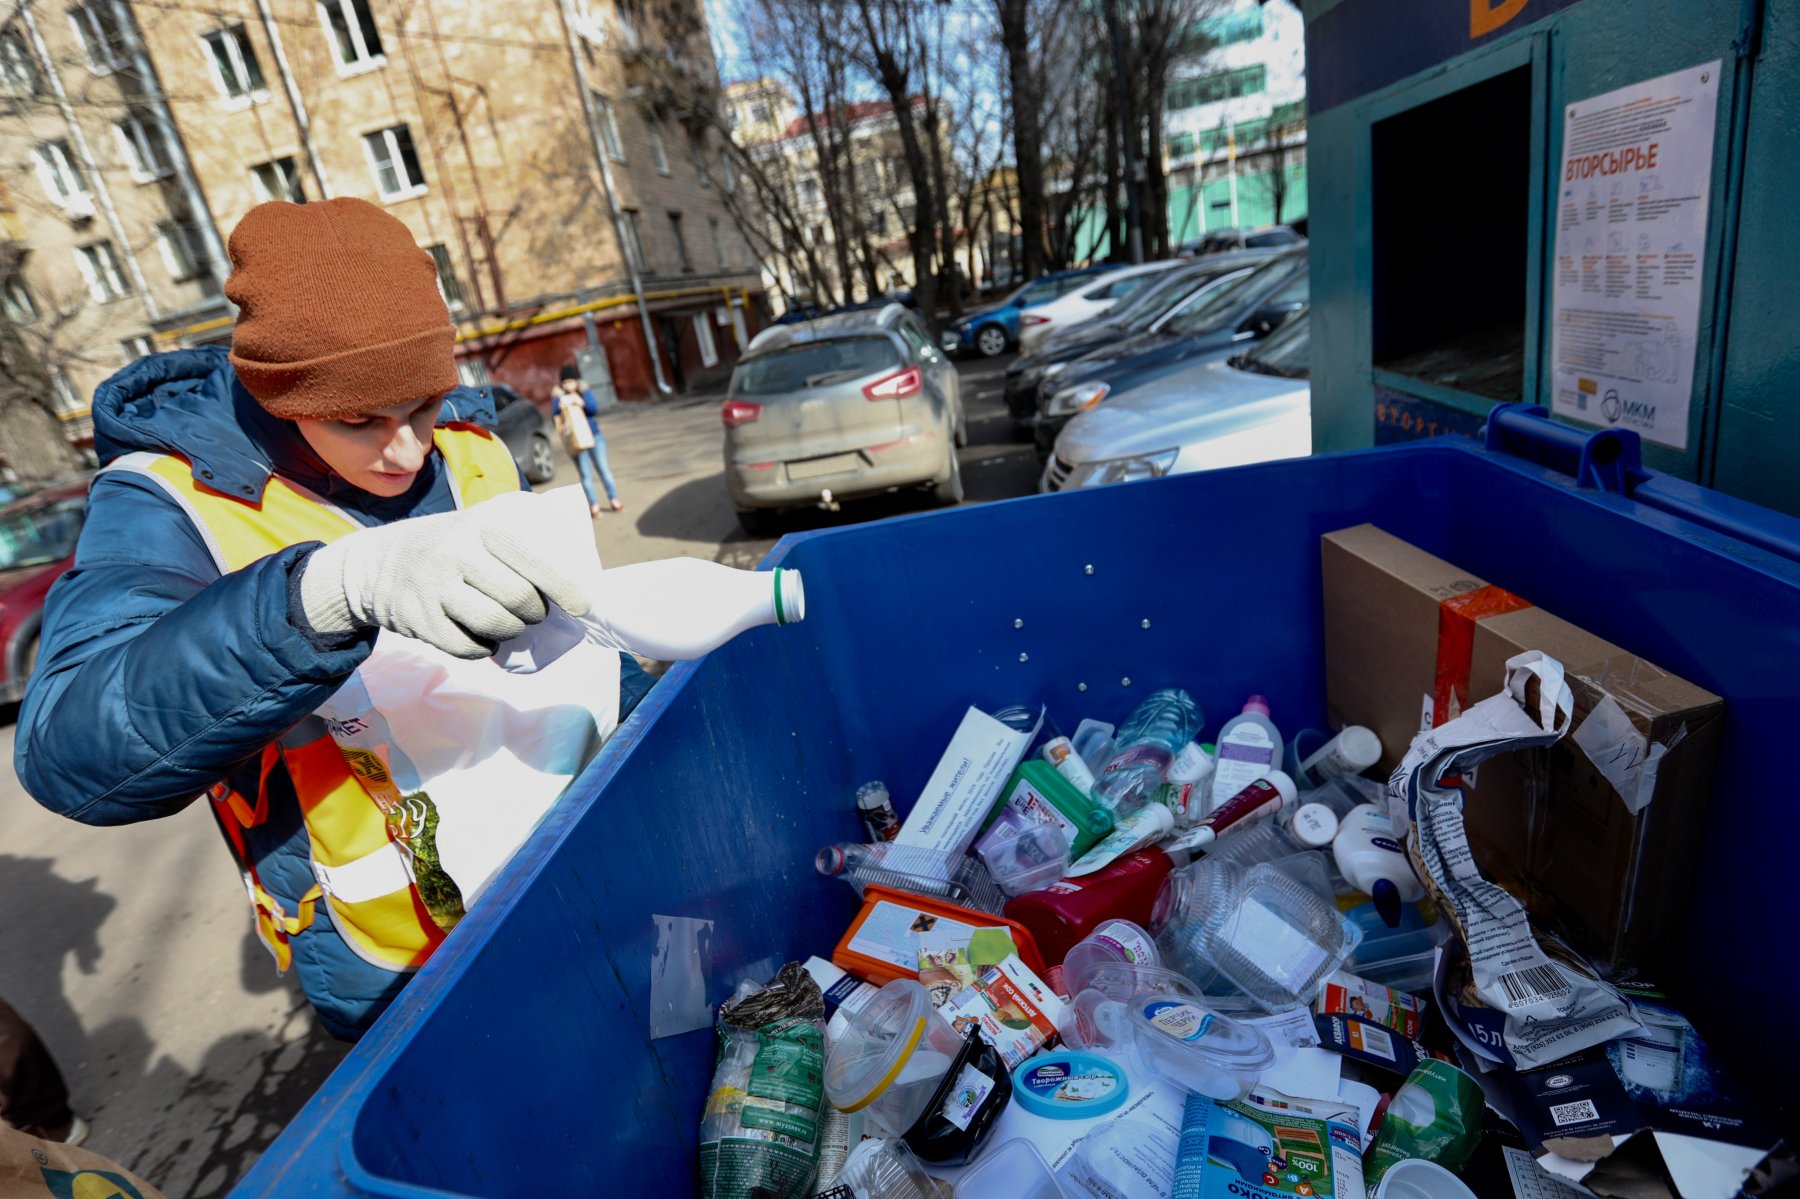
[226,198,458,420]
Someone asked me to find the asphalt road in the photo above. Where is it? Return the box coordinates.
[0,348,1040,1195]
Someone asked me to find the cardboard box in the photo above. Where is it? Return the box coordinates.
[1321,524,1723,971]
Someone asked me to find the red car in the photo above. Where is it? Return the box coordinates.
[0,476,91,703]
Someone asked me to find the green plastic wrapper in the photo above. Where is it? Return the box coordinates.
[1364,1060,1483,1186]
[697,963,827,1199]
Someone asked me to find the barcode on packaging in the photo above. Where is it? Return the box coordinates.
[1550,1099,1600,1127]
[1496,965,1571,1008]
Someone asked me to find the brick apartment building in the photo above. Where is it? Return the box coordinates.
[0,0,764,462]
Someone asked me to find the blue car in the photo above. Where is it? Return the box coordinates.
[941,267,1113,358]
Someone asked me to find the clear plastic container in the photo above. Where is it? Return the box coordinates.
[977,822,1070,897]
[1156,860,1362,1012]
[839,1138,938,1199]
[1121,990,1275,1100]
[955,1138,1067,1198]
[1062,919,1160,994]
[1058,1119,1179,1199]
[824,979,966,1137]
[1055,962,1194,1052]
[1347,901,1450,993]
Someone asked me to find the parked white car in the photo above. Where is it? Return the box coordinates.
[1015,261,1182,354]
[1041,307,1312,492]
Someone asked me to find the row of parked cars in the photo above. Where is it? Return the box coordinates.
[718,229,1310,531]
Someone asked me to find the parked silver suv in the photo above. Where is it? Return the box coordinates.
[722,304,966,534]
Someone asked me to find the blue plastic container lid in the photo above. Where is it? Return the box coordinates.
[1009,1051,1129,1119]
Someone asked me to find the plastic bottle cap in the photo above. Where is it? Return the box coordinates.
[1242,695,1272,717]
[1337,726,1383,770]
[1264,769,1298,808]
[773,569,805,625]
[1009,1051,1129,1119]
[1289,803,1339,848]
[1373,878,1403,928]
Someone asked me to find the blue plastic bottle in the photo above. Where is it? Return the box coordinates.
[1091,689,1203,816]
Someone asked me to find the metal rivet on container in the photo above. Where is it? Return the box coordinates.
[1013,618,1024,629]
[1121,676,1132,687]
[1019,652,1029,663]
[1084,564,1095,575]
[1078,682,1088,692]
[1140,619,1151,629]
[200,470,213,479]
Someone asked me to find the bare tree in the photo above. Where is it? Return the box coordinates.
[1253,113,1305,225]
[846,0,941,331]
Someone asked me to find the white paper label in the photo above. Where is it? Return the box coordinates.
[1226,898,1331,990]
[1167,741,1212,784]
[845,900,986,970]
[1550,63,1722,449]
[938,1062,995,1132]
[896,706,1038,857]
[1210,725,1279,809]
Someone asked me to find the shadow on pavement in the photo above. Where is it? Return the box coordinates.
[0,853,349,1197]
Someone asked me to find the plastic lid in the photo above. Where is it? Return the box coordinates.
[1336,725,1383,770]
[856,780,891,806]
[1066,1120,1178,1199]
[1242,695,1272,717]
[955,1139,1064,1198]
[1264,769,1298,807]
[1289,802,1339,847]
[1375,1158,1480,1199]
[824,979,936,1112]
[1010,1051,1129,1120]
[1128,993,1276,1088]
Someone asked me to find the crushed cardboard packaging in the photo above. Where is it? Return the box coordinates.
[1321,523,1723,972]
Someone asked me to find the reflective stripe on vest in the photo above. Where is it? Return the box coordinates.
[103,425,519,972]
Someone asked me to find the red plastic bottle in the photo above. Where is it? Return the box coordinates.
[1003,848,1179,968]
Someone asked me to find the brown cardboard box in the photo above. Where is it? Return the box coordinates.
[1321,524,1723,971]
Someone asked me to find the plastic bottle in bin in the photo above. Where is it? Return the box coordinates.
[815,842,1006,914]
[1090,690,1204,816]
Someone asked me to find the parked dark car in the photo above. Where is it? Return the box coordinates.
[1031,249,1309,454]
[1003,251,1276,432]
[0,476,90,702]
[485,384,559,485]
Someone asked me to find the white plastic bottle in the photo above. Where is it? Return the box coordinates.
[1333,804,1427,925]
[1208,696,1283,812]
[585,559,805,660]
[1297,725,1382,786]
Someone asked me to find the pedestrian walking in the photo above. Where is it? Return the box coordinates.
[553,366,623,519]
[15,198,653,1040]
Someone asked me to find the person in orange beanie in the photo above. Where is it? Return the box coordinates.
[14,199,653,1039]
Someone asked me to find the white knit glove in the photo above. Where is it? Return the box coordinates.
[299,502,593,660]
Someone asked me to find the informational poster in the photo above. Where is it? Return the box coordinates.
[1549,63,1720,449]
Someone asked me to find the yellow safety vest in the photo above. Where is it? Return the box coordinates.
[105,425,519,973]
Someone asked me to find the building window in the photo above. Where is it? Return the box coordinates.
[748,100,770,125]
[156,221,210,282]
[1166,64,1267,111]
[75,240,129,301]
[2,272,35,322]
[720,149,736,190]
[70,1,131,74]
[203,24,267,103]
[455,356,490,387]
[868,208,889,238]
[694,142,711,186]
[33,140,90,206]
[115,115,173,181]
[798,176,820,206]
[592,92,624,161]
[0,29,42,97]
[649,122,670,174]
[251,156,305,203]
[120,334,155,360]
[668,211,691,272]
[425,243,465,311]
[1186,7,1262,50]
[49,369,81,415]
[320,0,384,71]
[363,124,426,198]
[620,208,646,274]
[692,312,717,368]
[708,216,725,269]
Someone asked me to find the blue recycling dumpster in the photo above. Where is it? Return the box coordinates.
[234,408,1799,1197]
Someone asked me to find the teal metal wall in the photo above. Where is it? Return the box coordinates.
[1306,0,1798,515]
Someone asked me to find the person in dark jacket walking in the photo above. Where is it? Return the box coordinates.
[15,198,652,1039]
[552,365,622,518]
